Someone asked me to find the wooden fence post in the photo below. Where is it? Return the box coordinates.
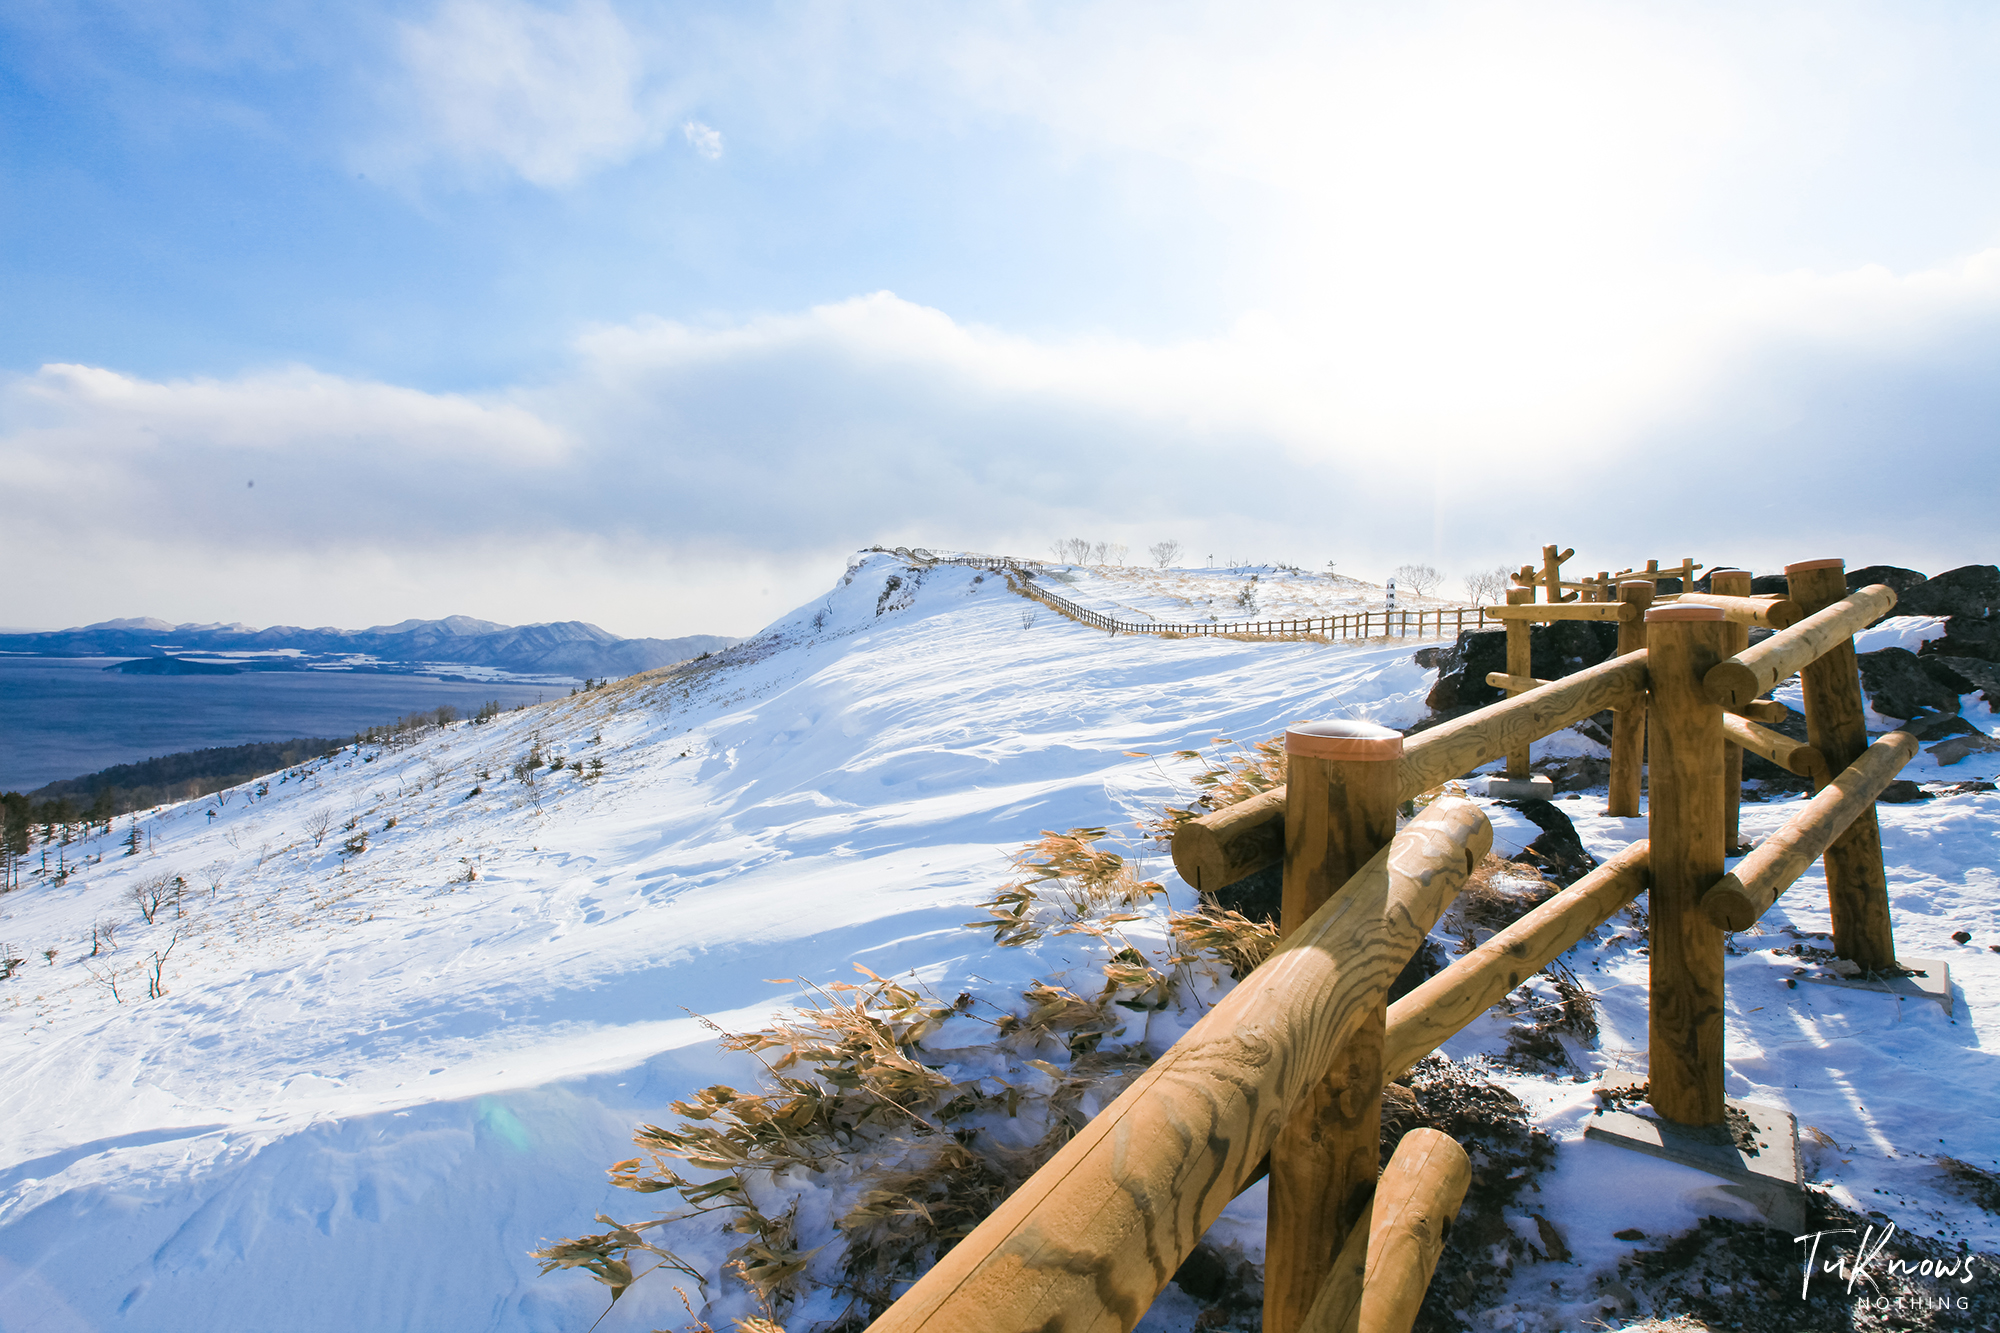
[1606,580,1655,817]
[1709,569,1752,850]
[1785,558,1898,971]
[1645,604,1729,1126]
[1504,586,1535,779]
[1268,721,1404,1333]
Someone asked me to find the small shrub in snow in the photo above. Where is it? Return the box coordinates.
[539,829,1267,1330]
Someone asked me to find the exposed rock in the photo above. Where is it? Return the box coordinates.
[1900,712,1980,743]
[1422,622,1619,716]
[1424,627,1507,713]
[1856,647,1962,720]
[1877,780,1933,804]
[1931,733,2000,766]
[1844,564,1929,597]
[1541,755,1611,792]
[1750,574,1790,595]
[1924,616,2000,663]
[1900,564,2000,619]
[1498,798,1598,887]
[1922,654,2000,694]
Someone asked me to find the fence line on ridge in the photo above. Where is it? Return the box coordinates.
[888,548,1484,643]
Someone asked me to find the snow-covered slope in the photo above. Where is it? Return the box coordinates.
[1,552,1996,1333]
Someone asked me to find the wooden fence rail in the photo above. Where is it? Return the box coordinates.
[870,800,1492,1333]
[919,552,1486,644]
[869,552,1917,1333]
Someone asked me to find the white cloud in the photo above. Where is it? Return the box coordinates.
[9,251,2000,636]
[384,0,671,186]
[681,119,722,160]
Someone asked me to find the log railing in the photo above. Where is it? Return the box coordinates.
[870,554,1916,1333]
[917,551,1486,644]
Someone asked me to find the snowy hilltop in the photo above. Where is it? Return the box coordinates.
[1,551,1997,1333]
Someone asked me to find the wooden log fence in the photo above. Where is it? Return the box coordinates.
[871,551,1918,1332]
[921,552,1489,644]
[870,799,1492,1333]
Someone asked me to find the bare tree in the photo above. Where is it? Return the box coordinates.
[1049,537,1091,565]
[1463,566,1511,607]
[131,876,174,924]
[1149,540,1182,568]
[1391,563,1443,598]
[1107,543,1129,565]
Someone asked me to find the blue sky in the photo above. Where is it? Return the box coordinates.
[5,1,1999,637]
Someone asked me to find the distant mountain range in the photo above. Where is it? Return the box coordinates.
[0,616,738,681]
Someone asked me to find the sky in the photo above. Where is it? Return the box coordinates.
[4,0,1999,639]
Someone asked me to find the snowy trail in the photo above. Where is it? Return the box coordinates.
[2,553,1996,1332]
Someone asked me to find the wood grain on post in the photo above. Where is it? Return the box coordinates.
[1709,571,1754,850]
[1541,544,1577,604]
[1383,841,1651,1080]
[1701,729,1918,931]
[1268,723,1403,1333]
[1702,584,1899,707]
[1607,580,1655,817]
[1352,1131,1472,1333]
[1301,1129,1472,1333]
[870,802,1491,1333]
[1644,604,1729,1126]
[1781,560,1898,970]
[1504,588,1535,778]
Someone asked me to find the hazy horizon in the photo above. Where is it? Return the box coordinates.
[7,2,1999,635]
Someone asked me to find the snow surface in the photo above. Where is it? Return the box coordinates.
[2,553,1997,1332]
[1030,562,1455,625]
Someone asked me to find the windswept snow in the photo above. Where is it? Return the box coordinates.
[1,552,1997,1332]
[1028,561,1453,625]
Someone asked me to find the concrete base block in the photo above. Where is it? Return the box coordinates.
[1583,1074,1805,1234]
[1475,774,1555,800]
[1802,955,1953,1017]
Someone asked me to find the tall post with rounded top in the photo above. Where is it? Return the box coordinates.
[1503,585,1536,778]
[1267,720,1403,1333]
[1607,580,1656,817]
[1709,570,1753,849]
[1645,604,1729,1126]
[1786,558,1897,970]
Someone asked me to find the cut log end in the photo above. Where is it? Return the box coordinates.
[1703,660,1761,708]
[1701,873,1760,932]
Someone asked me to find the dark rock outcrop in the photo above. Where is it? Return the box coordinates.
[1857,648,1962,720]
[1423,622,1620,716]
[1921,656,2000,702]
[1900,712,1980,744]
[1499,799,1599,887]
[1846,565,1929,598]
[1900,565,2000,619]
[1924,617,2000,663]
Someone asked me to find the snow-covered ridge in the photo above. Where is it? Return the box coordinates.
[1,551,1996,1332]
